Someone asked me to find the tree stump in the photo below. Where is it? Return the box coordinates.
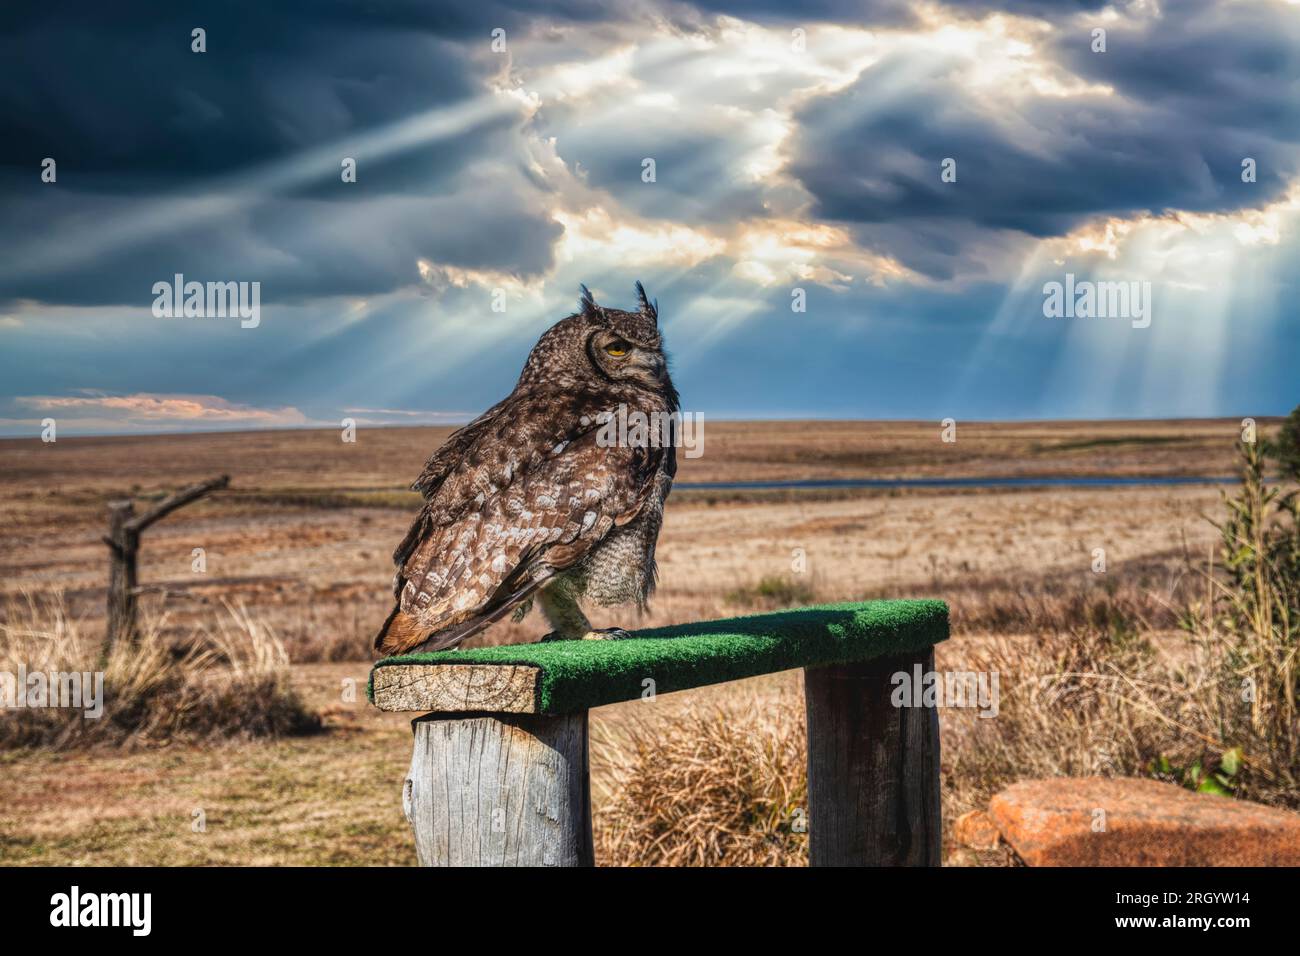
[404,712,593,867]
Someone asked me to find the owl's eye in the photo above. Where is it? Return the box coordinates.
[604,340,630,357]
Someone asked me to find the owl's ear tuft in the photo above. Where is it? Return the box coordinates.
[578,284,600,319]
[635,280,658,323]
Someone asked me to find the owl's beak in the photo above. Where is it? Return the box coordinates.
[630,351,668,387]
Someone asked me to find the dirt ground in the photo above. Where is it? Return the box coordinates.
[0,660,807,865]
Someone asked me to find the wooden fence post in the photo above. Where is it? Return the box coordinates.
[404,711,593,867]
[102,475,230,655]
[105,500,139,654]
[804,648,942,866]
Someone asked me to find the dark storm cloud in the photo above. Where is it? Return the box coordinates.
[1046,0,1300,134]
[942,0,1111,16]
[3,0,1297,307]
[788,4,1300,278]
[0,173,562,307]
[680,0,1110,28]
[0,0,1115,188]
[0,0,622,186]
[0,0,608,308]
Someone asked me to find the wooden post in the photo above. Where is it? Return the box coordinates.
[804,649,941,866]
[105,500,139,654]
[405,711,593,867]
[101,475,229,656]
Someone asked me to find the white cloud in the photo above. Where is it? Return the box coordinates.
[13,392,311,432]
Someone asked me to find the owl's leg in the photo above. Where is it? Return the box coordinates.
[510,596,534,623]
[536,581,591,641]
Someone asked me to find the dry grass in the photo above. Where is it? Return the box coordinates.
[0,659,413,865]
[0,592,320,749]
[725,575,817,610]
[592,698,808,866]
[938,448,1300,822]
[942,630,1190,808]
[896,564,1191,636]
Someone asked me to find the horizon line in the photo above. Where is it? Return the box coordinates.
[0,412,1285,442]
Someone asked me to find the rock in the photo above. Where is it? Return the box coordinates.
[988,777,1300,866]
[953,809,1001,849]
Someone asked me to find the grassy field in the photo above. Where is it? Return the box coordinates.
[0,417,1280,865]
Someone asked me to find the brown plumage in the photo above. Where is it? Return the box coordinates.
[374,282,679,656]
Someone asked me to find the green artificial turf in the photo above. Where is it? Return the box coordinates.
[369,600,949,715]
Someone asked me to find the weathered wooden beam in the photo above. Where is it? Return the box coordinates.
[373,663,541,714]
[405,711,593,866]
[804,649,942,866]
[127,474,229,533]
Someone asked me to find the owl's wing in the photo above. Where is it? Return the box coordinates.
[375,427,666,655]
[409,398,510,499]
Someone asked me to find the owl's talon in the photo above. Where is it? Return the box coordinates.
[538,631,564,643]
[582,627,632,641]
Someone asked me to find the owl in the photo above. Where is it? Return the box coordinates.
[374,282,679,656]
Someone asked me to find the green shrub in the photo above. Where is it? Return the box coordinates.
[1201,438,1300,797]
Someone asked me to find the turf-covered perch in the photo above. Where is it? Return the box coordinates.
[370,599,948,715]
[370,600,949,867]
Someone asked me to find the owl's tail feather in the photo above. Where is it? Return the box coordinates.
[373,601,513,656]
[374,606,433,656]
[374,567,559,657]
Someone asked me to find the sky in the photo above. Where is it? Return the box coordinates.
[0,0,1298,436]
